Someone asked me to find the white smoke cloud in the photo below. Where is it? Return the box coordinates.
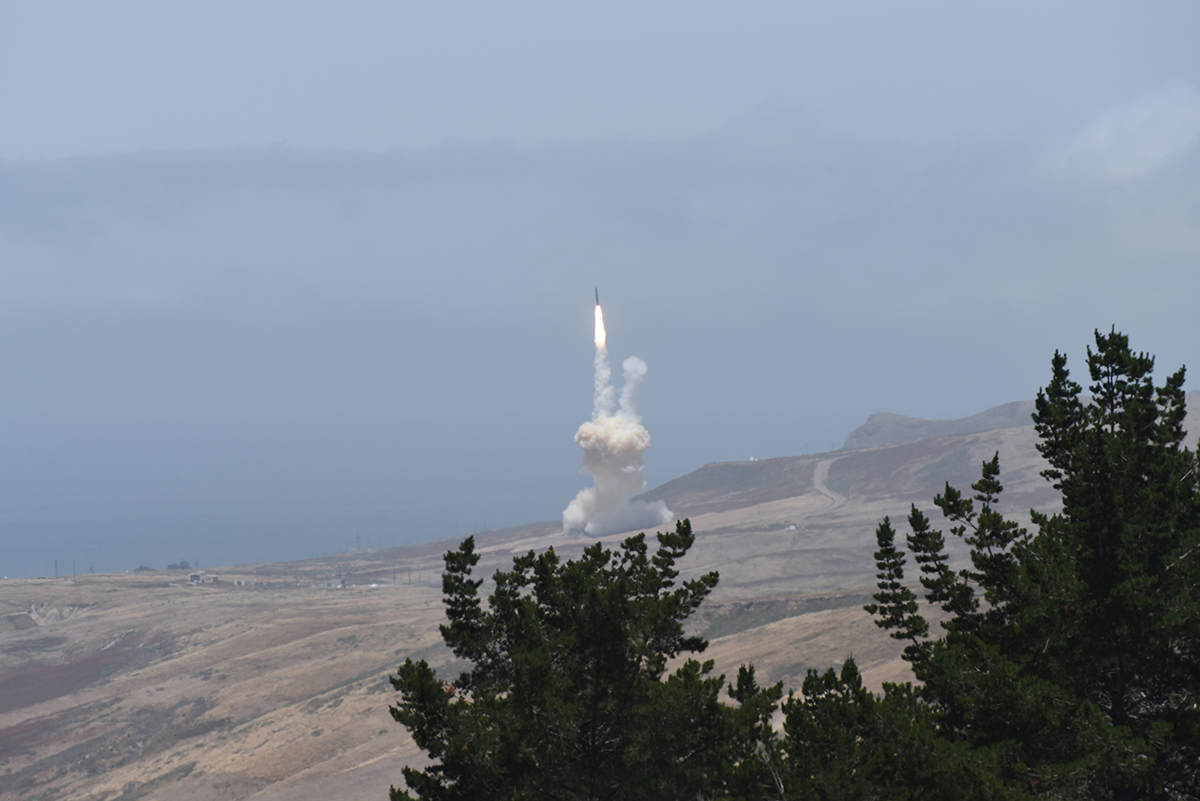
[563,324,674,537]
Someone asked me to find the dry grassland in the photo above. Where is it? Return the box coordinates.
[0,420,1063,800]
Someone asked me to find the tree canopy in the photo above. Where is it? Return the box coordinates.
[867,328,1200,798]
[389,519,781,801]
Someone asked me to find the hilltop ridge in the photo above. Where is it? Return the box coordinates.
[842,391,1200,452]
[842,399,1036,450]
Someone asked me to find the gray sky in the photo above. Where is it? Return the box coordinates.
[5,1,1200,156]
[3,2,1200,576]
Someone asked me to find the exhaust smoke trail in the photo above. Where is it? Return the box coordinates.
[563,298,674,536]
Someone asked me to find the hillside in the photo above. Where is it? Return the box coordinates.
[841,399,1037,450]
[840,391,1200,452]
[3,396,1195,800]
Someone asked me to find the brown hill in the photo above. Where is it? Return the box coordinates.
[842,399,1036,450]
[841,392,1200,452]
[3,396,1195,800]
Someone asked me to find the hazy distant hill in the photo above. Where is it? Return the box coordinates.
[640,400,1059,528]
[843,392,1200,452]
[842,400,1036,450]
[637,457,816,516]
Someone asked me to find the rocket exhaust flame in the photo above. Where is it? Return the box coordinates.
[594,304,606,348]
[564,293,674,537]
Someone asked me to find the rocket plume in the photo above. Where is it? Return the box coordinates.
[594,304,606,348]
[563,299,674,537]
[593,305,615,420]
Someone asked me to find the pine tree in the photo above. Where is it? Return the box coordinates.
[865,329,1200,799]
[388,520,781,801]
[864,516,930,663]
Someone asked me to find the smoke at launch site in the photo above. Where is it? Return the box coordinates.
[563,302,674,536]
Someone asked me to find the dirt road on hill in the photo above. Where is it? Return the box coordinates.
[813,457,846,508]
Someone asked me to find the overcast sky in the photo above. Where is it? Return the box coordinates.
[3,2,1200,576]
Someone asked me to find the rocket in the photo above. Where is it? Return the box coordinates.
[595,287,600,306]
